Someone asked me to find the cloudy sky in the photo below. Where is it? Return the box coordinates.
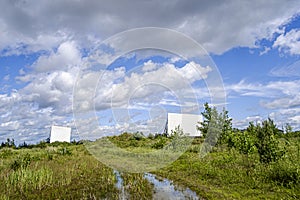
[0,0,300,144]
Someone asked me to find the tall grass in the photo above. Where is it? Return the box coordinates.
[0,194,9,200]
[0,134,299,199]
[7,166,53,192]
[121,173,154,199]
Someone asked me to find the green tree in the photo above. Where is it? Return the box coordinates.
[219,108,233,144]
[197,103,232,145]
[197,102,214,138]
[255,118,285,164]
[284,123,293,135]
[235,130,257,155]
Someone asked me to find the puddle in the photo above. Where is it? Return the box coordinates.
[144,173,199,200]
[114,170,199,200]
[114,170,129,200]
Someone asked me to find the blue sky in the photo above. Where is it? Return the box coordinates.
[0,1,300,144]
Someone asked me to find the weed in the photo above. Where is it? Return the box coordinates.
[10,153,31,171]
[0,149,14,159]
[7,166,53,192]
[121,173,153,199]
[151,137,166,149]
[57,147,72,156]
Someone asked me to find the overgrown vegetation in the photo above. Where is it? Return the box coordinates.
[0,103,299,199]
[198,103,286,165]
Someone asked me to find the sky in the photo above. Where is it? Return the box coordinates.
[0,0,300,144]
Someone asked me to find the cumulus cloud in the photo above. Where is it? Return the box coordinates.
[1,0,300,143]
[290,115,300,125]
[72,59,210,137]
[0,91,66,143]
[273,29,300,55]
[232,115,263,129]
[262,96,300,109]
[227,79,300,129]
[74,60,211,112]
[33,41,81,72]
[0,0,299,54]
[227,79,300,99]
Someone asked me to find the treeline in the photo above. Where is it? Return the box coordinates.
[198,102,299,164]
[0,138,83,150]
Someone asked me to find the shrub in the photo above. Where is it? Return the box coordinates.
[235,130,257,155]
[10,153,31,171]
[35,141,48,149]
[168,125,191,151]
[57,147,72,156]
[151,138,166,149]
[197,103,232,146]
[0,149,14,159]
[148,133,155,140]
[267,161,300,188]
[255,118,285,164]
[132,132,145,141]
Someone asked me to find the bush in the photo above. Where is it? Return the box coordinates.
[0,149,14,159]
[235,131,257,155]
[35,141,48,148]
[151,138,166,149]
[267,161,300,188]
[148,133,154,140]
[57,147,72,156]
[255,118,285,164]
[10,153,32,171]
[132,132,145,141]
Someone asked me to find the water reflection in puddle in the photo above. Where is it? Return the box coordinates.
[144,173,199,200]
[115,170,199,200]
[114,170,128,200]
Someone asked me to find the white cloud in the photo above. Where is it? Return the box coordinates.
[178,61,212,81]
[0,91,74,143]
[1,0,300,143]
[0,121,20,131]
[290,115,300,123]
[142,60,157,72]
[228,79,300,130]
[268,108,300,130]
[72,59,210,138]
[261,96,300,109]
[0,1,299,55]
[33,41,81,72]
[232,115,263,129]
[19,70,75,114]
[227,79,300,99]
[92,61,211,111]
[273,29,300,55]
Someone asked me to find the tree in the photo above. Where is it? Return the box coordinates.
[255,118,285,164]
[197,103,232,145]
[1,138,16,148]
[235,130,256,155]
[284,123,293,135]
[197,102,217,138]
[219,107,233,144]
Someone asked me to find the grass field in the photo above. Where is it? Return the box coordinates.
[0,133,299,199]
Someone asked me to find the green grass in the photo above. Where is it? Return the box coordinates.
[0,134,299,199]
[154,137,300,199]
[0,144,119,199]
[120,173,154,199]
